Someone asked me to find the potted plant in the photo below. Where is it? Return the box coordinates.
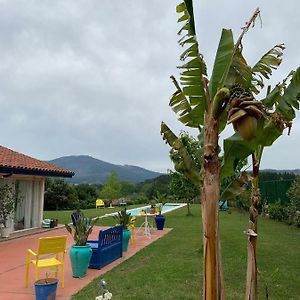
[0,183,22,238]
[34,272,58,300]
[149,200,156,214]
[154,192,167,230]
[65,213,99,278]
[112,208,134,252]
[155,203,166,230]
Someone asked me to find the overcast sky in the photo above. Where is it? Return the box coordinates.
[0,0,299,173]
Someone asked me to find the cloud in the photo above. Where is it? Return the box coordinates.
[0,0,299,173]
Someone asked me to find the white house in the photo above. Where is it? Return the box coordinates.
[0,145,74,232]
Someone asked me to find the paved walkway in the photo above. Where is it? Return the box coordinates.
[0,225,171,300]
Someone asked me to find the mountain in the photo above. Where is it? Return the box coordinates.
[261,169,300,175]
[47,155,163,184]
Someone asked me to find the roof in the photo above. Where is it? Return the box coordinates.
[0,146,74,178]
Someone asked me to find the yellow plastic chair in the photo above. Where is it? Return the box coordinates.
[96,199,105,209]
[25,236,67,288]
[128,217,137,247]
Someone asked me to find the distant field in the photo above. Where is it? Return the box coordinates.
[45,205,300,299]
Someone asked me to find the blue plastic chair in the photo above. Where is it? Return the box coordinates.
[219,200,228,211]
[71,211,82,226]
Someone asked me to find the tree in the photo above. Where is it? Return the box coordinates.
[169,170,199,216]
[137,176,171,200]
[161,2,300,299]
[166,131,203,216]
[286,176,300,226]
[101,172,121,203]
[44,178,78,210]
[120,181,137,196]
[287,176,300,209]
[74,184,99,208]
[0,183,22,228]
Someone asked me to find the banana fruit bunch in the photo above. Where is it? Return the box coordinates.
[227,86,264,141]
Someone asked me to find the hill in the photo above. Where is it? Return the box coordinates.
[261,169,300,175]
[48,155,163,184]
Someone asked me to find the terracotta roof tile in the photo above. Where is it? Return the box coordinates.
[0,146,74,177]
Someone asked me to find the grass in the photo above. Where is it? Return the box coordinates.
[44,205,300,300]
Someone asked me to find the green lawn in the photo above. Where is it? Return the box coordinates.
[45,205,300,300]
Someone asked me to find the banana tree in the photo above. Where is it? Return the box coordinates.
[161,1,300,299]
[161,1,251,297]
[222,40,300,300]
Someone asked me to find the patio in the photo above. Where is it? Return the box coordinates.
[0,225,171,300]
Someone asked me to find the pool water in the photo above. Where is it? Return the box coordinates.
[127,203,186,216]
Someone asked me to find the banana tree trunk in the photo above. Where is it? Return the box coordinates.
[201,113,225,300]
[245,158,260,300]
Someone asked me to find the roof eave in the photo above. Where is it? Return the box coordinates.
[0,166,74,178]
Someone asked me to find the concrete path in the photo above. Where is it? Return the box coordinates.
[0,225,171,300]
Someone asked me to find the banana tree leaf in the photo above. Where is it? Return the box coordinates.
[189,103,205,125]
[261,83,283,109]
[209,29,234,99]
[176,2,185,13]
[170,90,186,108]
[172,103,189,115]
[180,43,198,60]
[178,57,206,70]
[254,118,282,147]
[172,0,207,128]
[178,111,204,128]
[180,69,201,77]
[176,1,195,36]
[183,0,195,34]
[180,74,202,85]
[225,48,252,91]
[278,67,300,120]
[261,68,300,120]
[169,81,204,127]
[183,85,204,96]
[277,102,295,120]
[251,44,285,91]
[169,73,205,127]
[221,133,256,179]
[161,122,202,185]
[161,121,179,147]
[221,172,252,201]
[169,0,207,128]
[189,96,202,106]
[178,13,189,23]
[178,36,195,47]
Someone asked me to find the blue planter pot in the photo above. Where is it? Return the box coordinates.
[69,244,92,278]
[34,278,58,300]
[155,215,166,230]
[122,229,131,252]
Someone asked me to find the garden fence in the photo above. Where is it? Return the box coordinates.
[259,179,293,204]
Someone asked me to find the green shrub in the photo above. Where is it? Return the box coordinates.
[233,189,251,212]
[125,199,134,206]
[268,200,287,222]
[293,211,300,227]
[267,200,298,225]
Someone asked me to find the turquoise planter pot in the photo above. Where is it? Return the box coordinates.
[69,245,92,278]
[122,229,131,252]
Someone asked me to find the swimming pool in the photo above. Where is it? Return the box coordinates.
[127,203,186,216]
